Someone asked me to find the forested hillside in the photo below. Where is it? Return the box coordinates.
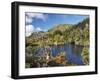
[26,18,89,46]
[25,17,90,68]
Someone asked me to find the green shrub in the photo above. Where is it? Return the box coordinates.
[81,47,89,65]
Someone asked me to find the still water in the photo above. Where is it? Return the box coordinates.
[33,44,84,65]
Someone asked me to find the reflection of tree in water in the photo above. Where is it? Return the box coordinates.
[71,44,83,56]
[26,35,86,68]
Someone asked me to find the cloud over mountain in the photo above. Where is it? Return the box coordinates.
[25,13,47,37]
[26,13,47,23]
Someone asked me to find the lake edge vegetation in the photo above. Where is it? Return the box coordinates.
[25,17,90,68]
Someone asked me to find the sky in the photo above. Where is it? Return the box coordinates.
[25,12,89,37]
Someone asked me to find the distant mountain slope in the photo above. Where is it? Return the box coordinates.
[26,17,89,46]
[48,24,72,34]
[73,18,89,29]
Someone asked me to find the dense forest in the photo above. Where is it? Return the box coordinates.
[25,18,89,68]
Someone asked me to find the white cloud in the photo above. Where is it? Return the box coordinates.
[26,25,34,37]
[25,13,47,34]
[26,25,43,37]
[26,16,33,23]
[26,13,47,23]
[35,27,42,32]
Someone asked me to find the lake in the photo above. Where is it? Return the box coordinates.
[33,44,84,65]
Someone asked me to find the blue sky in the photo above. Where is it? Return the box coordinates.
[25,12,89,37]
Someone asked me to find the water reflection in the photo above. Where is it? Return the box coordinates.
[33,44,84,65]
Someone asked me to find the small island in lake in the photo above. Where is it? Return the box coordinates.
[25,13,89,68]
